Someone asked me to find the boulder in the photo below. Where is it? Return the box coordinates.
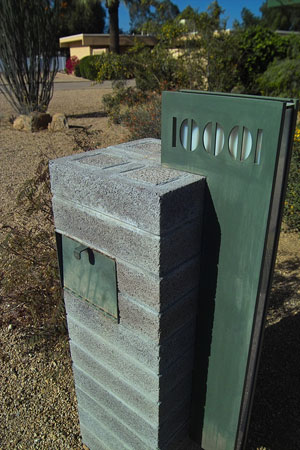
[13,112,52,132]
[48,113,69,132]
[13,115,32,131]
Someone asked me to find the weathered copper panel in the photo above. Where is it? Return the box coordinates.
[60,235,118,320]
[161,91,298,450]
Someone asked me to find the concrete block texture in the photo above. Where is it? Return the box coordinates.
[50,139,205,449]
[65,290,196,373]
[116,255,201,313]
[49,139,204,235]
[52,196,202,276]
[74,366,192,449]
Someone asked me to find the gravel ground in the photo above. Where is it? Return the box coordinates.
[0,77,129,450]
[0,77,300,450]
[0,329,82,449]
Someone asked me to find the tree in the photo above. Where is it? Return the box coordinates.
[80,0,179,53]
[0,0,60,114]
[233,25,288,93]
[129,0,179,34]
[260,0,300,31]
[175,2,237,92]
[106,0,121,53]
[78,0,121,52]
[58,0,106,37]
[233,7,262,29]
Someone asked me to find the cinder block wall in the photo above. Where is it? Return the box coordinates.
[50,139,205,450]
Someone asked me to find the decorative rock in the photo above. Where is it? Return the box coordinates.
[13,115,32,131]
[48,113,69,132]
[13,112,52,132]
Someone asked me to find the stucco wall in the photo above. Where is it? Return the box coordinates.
[70,46,91,59]
[92,48,108,55]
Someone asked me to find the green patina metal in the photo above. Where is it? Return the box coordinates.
[60,235,118,320]
[161,91,298,450]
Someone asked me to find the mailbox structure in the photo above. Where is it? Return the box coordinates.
[50,139,205,450]
[50,92,297,450]
[161,91,298,450]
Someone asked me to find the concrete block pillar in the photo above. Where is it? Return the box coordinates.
[50,139,205,450]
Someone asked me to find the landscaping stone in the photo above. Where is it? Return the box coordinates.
[13,114,32,131]
[48,113,69,131]
[13,112,51,132]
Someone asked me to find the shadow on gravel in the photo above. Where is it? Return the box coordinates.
[246,259,300,450]
[68,112,107,119]
[270,258,300,308]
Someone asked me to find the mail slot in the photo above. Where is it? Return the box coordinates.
[57,234,118,320]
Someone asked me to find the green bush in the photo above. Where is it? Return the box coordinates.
[96,52,134,83]
[285,34,300,59]
[132,46,188,92]
[75,53,135,83]
[96,43,188,93]
[258,58,300,98]
[78,55,100,80]
[234,26,288,94]
[283,127,300,233]
[74,62,81,77]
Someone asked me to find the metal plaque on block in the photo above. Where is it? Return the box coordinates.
[161,91,298,450]
[59,234,118,320]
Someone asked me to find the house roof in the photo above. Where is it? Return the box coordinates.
[59,33,157,48]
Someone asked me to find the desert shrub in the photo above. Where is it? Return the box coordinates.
[0,0,59,114]
[283,127,300,233]
[102,81,149,123]
[78,55,101,80]
[102,80,161,138]
[0,158,65,334]
[96,43,187,93]
[66,55,80,75]
[96,52,135,83]
[132,46,188,93]
[122,93,162,140]
[258,58,300,98]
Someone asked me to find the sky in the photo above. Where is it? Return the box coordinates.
[118,0,264,33]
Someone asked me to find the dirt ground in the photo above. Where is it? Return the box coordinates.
[0,77,299,449]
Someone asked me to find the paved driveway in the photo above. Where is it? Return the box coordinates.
[53,72,135,91]
[0,72,135,92]
[53,79,113,91]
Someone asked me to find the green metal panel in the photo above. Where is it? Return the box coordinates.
[61,235,118,320]
[161,91,298,450]
[268,0,300,7]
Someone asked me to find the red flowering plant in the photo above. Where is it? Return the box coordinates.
[65,55,80,74]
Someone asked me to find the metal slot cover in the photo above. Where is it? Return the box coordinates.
[61,235,118,320]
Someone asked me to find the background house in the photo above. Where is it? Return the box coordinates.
[59,33,158,59]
